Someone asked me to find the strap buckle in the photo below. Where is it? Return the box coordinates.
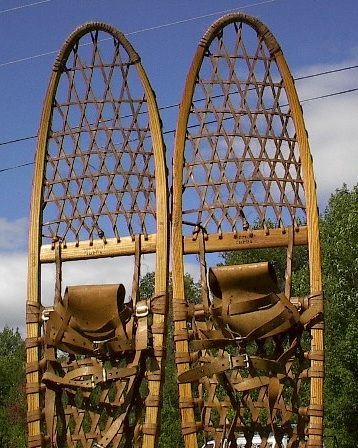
[92,443,104,448]
[102,366,107,382]
[136,301,149,318]
[228,354,233,369]
[90,365,107,388]
[243,353,249,368]
[41,307,54,322]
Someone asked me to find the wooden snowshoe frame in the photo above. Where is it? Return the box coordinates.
[26,23,168,448]
[172,13,323,448]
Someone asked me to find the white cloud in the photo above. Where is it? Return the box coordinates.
[0,252,27,333]
[0,217,28,251]
[296,59,358,207]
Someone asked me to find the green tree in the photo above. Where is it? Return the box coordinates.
[183,272,201,304]
[322,185,358,448]
[0,327,26,448]
[139,271,155,300]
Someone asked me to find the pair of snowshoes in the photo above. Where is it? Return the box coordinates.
[26,14,323,448]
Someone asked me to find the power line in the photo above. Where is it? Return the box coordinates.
[125,0,280,36]
[0,0,282,68]
[0,0,53,15]
[300,87,358,103]
[0,135,37,147]
[0,64,357,149]
[1,86,357,174]
[0,162,34,173]
[295,65,358,81]
[0,49,58,68]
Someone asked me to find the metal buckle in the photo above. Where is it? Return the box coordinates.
[91,375,95,388]
[228,354,233,369]
[41,307,54,322]
[243,353,249,369]
[102,366,107,383]
[92,443,104,448]
[89,362,107,387]
[136,302,149,318]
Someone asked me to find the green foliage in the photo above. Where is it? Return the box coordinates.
[140,271,200,303]
[321,184,358,448]
[183,272,201,304]
[0,327,26,448]
[139,271,155,300]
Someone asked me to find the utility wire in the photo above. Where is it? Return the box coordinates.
[0,0,282,68]
[1,86,357,174]
[0,162,33,173]
[125,0,280,36]
[0,135,38,147]
[295,65,358,81]
[0,0,53,15]
[0,64,357,148]
[300,87,358,103]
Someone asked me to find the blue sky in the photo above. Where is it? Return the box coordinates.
[0,0,357,330]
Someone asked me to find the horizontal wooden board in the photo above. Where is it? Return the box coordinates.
[39,234,157,262]
[183,226,308,254]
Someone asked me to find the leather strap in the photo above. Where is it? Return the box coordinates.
[173,299,195,321]
[150,291,166,314]
[228,292,279,315]
[239,304,298,341]
[304,350,324,361]
[178,354,283,383]
[27,434,50,448]
[300,304,323,328]
[26,382,44,394]
[27,409,42,423]
[142,423,157,436]
[299,404,323,417]
[198,227,209,312]
[233,376,271,392]
[182,422,202,436]
[135,299,148,351]
[42,365,136,390]
[26,301,42,324]
[26,336,42,349]
[284,226,294,299]
[54,238,62,305]
[44,381,56,443]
